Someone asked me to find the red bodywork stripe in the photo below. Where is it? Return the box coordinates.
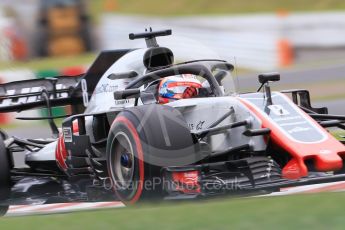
[55,134,68,170]
[238,97,345,179]
[172,170,201,194]
[55,120,79,171]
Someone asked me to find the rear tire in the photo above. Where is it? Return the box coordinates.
[106,105,198,204]
[0,136,11,216]
[0,206,8,217]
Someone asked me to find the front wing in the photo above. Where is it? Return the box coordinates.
[162,159,345,199]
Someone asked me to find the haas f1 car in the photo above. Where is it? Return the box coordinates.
[1,29,345,215]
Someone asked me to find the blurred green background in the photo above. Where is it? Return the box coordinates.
[91,0,345,16]
[2,193,345,229]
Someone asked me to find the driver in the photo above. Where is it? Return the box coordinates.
[158,74,202,104]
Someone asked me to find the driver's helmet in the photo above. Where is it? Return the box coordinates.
[158,74,202,104]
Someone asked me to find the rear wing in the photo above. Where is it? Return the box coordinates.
[0,49,134,114]
[0,76,83,113]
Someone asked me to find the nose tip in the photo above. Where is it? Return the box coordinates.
[314,152,343,172]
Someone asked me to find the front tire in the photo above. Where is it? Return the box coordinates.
[106,105,197,204]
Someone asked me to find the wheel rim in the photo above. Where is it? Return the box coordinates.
[113,132,135,190]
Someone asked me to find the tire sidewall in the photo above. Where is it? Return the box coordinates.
[0,136,10,215]
[107,112,155,204]
[106,105,198,204]
[0,206,8,217]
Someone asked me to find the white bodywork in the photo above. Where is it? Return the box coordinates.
[85,49,149,113]
[26,48,266,163]
[168,97,266,152]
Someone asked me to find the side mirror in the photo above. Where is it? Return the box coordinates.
[114,89,157,105]
[107,71,138,80]
[257,72,280,105]
[114,89,140,100]
[258,72,280,84]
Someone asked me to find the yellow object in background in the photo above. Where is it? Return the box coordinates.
[48,36,85,56]
[47,7,81,32]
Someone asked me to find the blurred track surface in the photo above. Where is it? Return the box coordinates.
[238,63,345,90]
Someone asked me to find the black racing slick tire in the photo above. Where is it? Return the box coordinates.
[0,136,11,216]
[0,206,8,217]
[106,105,198,204]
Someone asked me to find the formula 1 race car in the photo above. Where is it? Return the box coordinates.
[1,29,345,216]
